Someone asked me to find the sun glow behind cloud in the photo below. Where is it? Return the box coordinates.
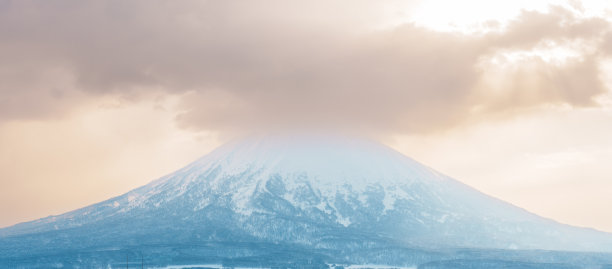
[401,0,611,34]
[1,0,612,233]
[381,0,612,231]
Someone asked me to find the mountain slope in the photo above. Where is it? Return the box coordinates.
[1,135,612,267]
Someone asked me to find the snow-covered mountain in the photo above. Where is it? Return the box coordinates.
[2,135,612,268]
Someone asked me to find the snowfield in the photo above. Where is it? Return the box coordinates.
[2,135,612,268]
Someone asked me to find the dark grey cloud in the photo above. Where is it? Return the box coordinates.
[0,0,610,135]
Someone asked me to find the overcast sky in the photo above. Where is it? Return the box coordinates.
[1,0,612,232]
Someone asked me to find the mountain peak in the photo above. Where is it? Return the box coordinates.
[191,134,435,190]
[2,135,612,267]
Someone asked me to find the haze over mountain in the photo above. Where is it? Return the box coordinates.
[2,0,612,237]
[2,135,612,268]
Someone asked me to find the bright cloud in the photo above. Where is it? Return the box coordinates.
[1,0,612,232]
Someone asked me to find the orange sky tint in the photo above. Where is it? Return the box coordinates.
[1,0,612,232]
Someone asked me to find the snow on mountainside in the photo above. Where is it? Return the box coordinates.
[2,134,612,267]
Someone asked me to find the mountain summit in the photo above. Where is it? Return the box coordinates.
[2,135,612,268]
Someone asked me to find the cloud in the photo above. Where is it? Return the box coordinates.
[0,0,610,135]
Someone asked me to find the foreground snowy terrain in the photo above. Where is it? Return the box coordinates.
[1,135,612,268]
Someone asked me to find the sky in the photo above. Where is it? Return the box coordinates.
[1,0,612,232]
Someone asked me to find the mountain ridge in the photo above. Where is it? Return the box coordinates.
[2,135,612,268]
